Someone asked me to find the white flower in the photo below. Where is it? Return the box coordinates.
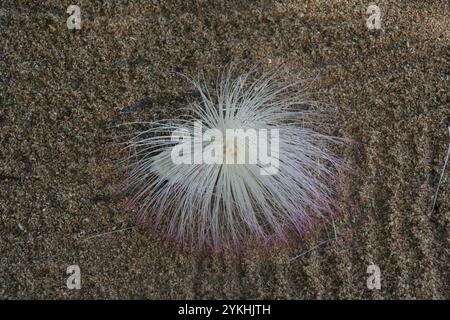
[120,67,346,250]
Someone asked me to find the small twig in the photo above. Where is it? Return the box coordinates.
[332,218,338,240]
[290,235,342,261]
[428,126,450,216]
[82,226,134,240]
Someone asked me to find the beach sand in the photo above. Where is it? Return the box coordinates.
[0,0,448,299]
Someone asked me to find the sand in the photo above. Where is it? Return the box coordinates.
[0,0,448,299]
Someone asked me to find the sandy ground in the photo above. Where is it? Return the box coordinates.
[0,0,448,299]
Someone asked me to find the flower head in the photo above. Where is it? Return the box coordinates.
[120,66,346,251]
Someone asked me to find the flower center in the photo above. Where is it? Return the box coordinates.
[224,143,238,157]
